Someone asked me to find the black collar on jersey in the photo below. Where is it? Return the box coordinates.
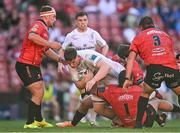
[142,25,155,30]
[37,19,48,27]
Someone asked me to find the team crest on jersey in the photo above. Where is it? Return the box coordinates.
[31,24,39,32]
[90,55,97,61]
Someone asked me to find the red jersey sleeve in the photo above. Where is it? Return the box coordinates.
[28,22,44,36]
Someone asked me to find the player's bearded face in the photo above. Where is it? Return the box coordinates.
[76,16,88,31]
[48,14,56,27]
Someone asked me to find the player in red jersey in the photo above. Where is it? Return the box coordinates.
[112,45,144,86]
[15,5,62,128]
[123,16,180,128]
[97,71,180,128]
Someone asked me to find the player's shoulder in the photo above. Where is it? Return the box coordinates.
[78,50,101,59]
[66,29,76,37]
[78,49,96,55]
[30,20,47,30]
[86,27,98,34]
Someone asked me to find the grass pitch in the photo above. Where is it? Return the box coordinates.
[0,119,180,132]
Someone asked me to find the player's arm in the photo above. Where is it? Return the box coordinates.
[123,51,137,90]
[58,34,71,72]
[45,49,65,63]
[28,33,61,50]
[74,70,94,89]
[101,44,109,56]
[95,30,109,56]
[86,60,111,91]
[126,51,138,79]
[58,48,66,72]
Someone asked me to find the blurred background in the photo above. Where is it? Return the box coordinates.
[0,0,179,122]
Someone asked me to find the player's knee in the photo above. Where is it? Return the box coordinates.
[79,99,92,112]
[81,97,93,107]
[143,83,155,94]
[79,104,90,113]
[32,88,44,100]
[93,103,105,115]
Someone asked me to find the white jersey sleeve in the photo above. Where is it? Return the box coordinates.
[62,33,72,50]
[78,50,103,66]
[93,30,107,47]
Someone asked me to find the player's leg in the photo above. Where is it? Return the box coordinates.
[146,98,166,127]
[135,65,163,128]
[158,99,180,113]
[164,67,180,105]
[135,82,154,128]
[155,99,180,127]
[71,95,93,126]
[92,95,116,120]
[172,86,180,105]
[27,81,44,122]
[87,108,98,127]
[28,81,53,128]
[15,62,47,128]
[56,95,93,128]
[148,97,180,127]
[143,104,157,128]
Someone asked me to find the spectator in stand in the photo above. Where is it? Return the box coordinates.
[98,0,117,16]
[42,74,61,122]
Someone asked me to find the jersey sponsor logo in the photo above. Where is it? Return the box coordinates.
[118,94,133,101]
[152,47,166,56]
[152,72,164,81]
[152,82,159,87]
[31,24,39,32]
[76,46,95,50]
[165,73,174,78]
[89,55,97,61]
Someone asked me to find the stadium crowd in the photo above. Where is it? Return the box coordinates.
[0,0,179,121]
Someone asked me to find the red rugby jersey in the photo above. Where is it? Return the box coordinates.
[17,19,49,66]
[98,85,147,128]
[130,28,178,69]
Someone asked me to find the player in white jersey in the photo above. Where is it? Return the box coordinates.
[56,47,125,128]
[58,11,109,73]
[58,11,109,126]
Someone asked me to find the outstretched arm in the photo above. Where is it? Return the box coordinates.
[28,33,61,50]
[45,49,65,63]
[101,45,109,56]
[86,60,111,91]
[123,51,137,90]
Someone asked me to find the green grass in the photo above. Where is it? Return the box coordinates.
[0,119,180,132]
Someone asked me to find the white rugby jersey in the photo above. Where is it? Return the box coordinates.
[62,27,107,50]
[69,50,125,85]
